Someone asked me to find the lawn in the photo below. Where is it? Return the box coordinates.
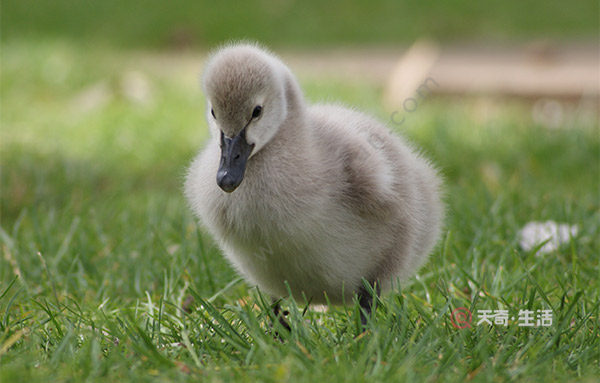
[1,41,599,382]
[2,0,598,48]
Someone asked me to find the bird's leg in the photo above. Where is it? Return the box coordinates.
[357,280,381,328]
[272,300,291,332]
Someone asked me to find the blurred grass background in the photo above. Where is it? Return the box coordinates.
[2,0,598,49]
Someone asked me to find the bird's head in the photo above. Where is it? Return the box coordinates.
[202,44,289,193]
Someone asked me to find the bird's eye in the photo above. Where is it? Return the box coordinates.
[252,105,262,119]
[211,108,216,119]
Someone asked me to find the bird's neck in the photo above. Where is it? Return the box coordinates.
[273,70,310,148]
[283,70,304,116]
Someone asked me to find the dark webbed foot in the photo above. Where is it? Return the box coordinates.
[357,281,381,328]
[272,300,291,333]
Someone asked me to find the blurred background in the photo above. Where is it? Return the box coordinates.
[0,0,598,305]
[3,0,598,48]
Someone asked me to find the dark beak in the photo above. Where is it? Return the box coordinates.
[216,127,254,193]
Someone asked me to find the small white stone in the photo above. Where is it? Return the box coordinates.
[519,220,578,255]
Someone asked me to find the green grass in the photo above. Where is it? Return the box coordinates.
[2,0,598,49]
[1,41,599,382]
